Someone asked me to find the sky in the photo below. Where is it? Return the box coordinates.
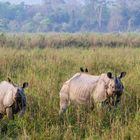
[0,0,43,5]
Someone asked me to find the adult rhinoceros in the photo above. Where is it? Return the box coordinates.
[0,78,28,119]
[59,71,126,114]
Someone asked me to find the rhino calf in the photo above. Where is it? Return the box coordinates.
[59,71,126,114]
[0,78,28,119]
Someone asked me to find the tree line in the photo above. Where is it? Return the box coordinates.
[0,0,140,32]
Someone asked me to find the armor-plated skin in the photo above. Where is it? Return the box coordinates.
[59,72,126,114]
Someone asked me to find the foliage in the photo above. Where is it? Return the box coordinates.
[0,0,140,32]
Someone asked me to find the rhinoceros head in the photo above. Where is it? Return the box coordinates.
[106,72,126,105]
[8,78,28,116]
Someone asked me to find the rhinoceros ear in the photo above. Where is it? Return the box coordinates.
[22,82,29,89]
[8,77,15,85]
[80,67,84,72]
[85,68,88,73]
[107,72,112,79]
[119,72,126,79]
[8,77,12,83]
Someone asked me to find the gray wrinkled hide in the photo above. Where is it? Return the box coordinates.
[59,72,124,114]
[0,81,26,119]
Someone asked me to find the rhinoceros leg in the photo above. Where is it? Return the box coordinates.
[6,107,14,119]
[59,97,69,115]
[59,84,69,115]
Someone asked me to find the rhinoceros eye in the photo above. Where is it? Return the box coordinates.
[109,82,115,89]
[112,85,115,88]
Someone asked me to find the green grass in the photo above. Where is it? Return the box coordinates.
[0,46,140,140]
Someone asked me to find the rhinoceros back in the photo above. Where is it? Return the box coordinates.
[68,73,100,104]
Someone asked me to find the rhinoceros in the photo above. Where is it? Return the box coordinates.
[59,71,126,114]
[0,78,28,119]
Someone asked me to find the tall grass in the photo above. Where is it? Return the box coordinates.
[0,46,139,139]
[1,33,140,48]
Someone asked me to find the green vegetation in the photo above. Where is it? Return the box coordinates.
[1,33,140,48]
[1,0,140,32]
[0,33,140,139]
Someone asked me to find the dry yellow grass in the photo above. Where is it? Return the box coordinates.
[1,33,140,48]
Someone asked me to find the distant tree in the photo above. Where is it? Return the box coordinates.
[0,0,140,32]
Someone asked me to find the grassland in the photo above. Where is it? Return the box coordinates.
[1,33,140,48]
[0,34,140,140]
